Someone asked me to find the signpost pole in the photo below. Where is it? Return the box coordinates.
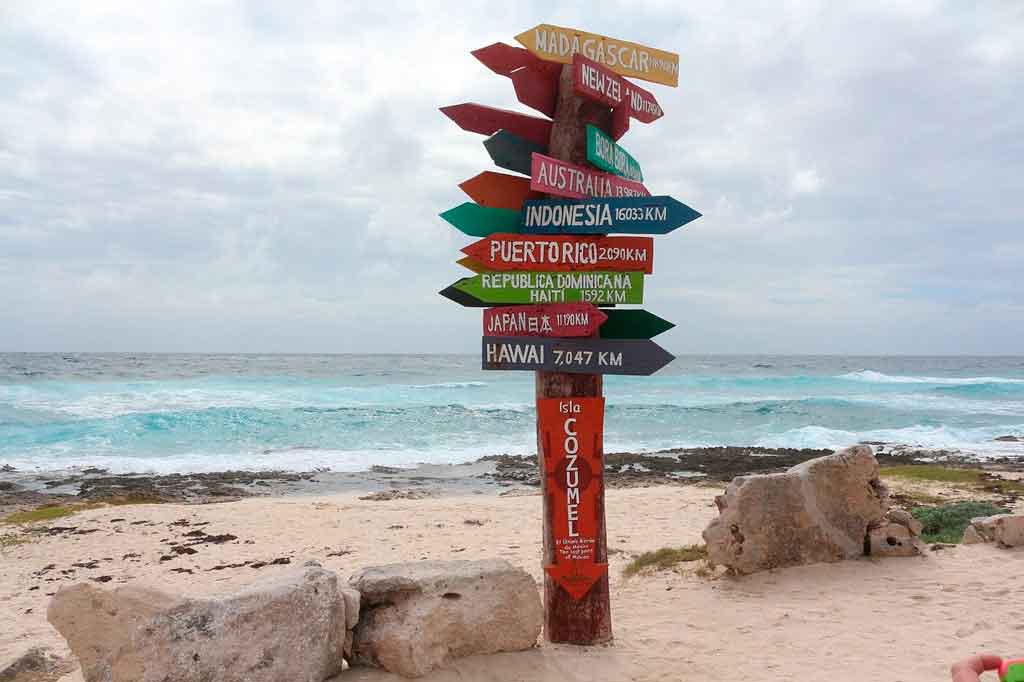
[536,64,613,645]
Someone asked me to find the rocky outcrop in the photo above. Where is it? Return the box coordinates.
[867,509,926,558]
[703,445,891,573]
[350,559,542,678]
[48,566,355,682]
[962,514,1024,547]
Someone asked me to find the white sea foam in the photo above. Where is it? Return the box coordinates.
[838,369,1024,385]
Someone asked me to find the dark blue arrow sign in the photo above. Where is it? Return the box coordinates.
[482,336,675,376]
[521,196,701,235]
[484,129,547,176]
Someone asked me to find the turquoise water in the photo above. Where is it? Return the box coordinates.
[1,354,1023,473]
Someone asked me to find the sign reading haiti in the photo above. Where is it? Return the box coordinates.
[531,153,649,199]
[440,271,644,306]
[523,196,702,235]
[484,303,607,337]
[516,24,679,87]
[482,337,675,376]
[586,125,642,181]
[462,234,653,273]
[538,396,608,600]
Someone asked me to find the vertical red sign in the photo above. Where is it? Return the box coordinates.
[538,396,608,600]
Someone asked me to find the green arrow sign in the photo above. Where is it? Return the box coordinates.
[600,309,674,339]
[439,202,519,237]
[440,271,644,306]
[586,125,642,181]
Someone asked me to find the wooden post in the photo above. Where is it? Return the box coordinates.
[536,64,614,646]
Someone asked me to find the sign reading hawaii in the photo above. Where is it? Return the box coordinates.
[516,24,680,87]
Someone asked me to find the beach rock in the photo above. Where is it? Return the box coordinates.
[350,559,542,677]
[0,647,75,682]
[867,522,924,557]
[702,445,889,574]
[964,514,1024,547]
[886,508,924,536]
[994,435,1021,442]
[962,525,985,544]
[48,566,352,682]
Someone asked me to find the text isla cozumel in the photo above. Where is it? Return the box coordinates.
[515,23,679,87]
[462,233,654,273]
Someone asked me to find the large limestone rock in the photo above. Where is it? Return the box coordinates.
[963,514,1024,547]
[702,445,889,574]
[48,566,353,682]
[350,559,542,678]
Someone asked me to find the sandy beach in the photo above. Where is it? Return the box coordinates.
[3,474,1023,682]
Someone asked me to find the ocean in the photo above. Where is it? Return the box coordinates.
[1,354,1023,474]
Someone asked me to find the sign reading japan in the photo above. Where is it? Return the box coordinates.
[484,303,607,337]
[522,196,702,234]
[482,337,675,376]
[531,153,649,199]
[538,397,608,600]
[440,271,644,306]
[462,233,653,272]
[516,23,680,87]
[586,125,642,181]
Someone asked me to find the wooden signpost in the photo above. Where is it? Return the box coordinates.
[439,23,695,646]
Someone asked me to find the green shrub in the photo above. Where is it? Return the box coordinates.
[2,505,76,524]
[623,545,707,576]
[911,501,1007,543]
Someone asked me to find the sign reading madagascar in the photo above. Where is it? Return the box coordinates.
[516,24,680,87]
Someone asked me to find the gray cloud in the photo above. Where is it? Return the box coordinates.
[1,1,1022,353]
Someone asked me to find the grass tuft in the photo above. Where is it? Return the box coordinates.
[911,501,1007,544]
[0,532,32,551]
[623,545,708,576]
[2,505,77,524]
[881,465,984,484]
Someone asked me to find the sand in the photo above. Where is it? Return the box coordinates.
[2,484,1022,681]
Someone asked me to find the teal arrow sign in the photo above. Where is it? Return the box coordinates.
[586,125,642,181]
[600,309,674,339]
[440,202,519,237]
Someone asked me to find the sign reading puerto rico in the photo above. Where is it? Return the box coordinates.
[440,271,644,306]
[522,196,701,234]
[574,54,663,123]
[516,23,679,87]
[484,303,607,337]
[482,337,675,375]
[462,234,653,273]
[538,396,608,600]
[586,125,642,181]
[531,153,649,199]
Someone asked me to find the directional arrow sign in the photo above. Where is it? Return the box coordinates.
[462,233,653,273]
[531,152,649,199]
[459,171,542,211]
[515,23,680,87]
[522,196,701,235]
[600,309,674,339]
[472,42,560,117]
[484,303,607,337]
[484,130,547,176]
[586,125,642,181]
[456,256,488,273]
[574,53,663,124]
[482,337,675,376]
[440,271,644,306]
[538,396,608,600]
[440,103,552,148]
[440,202,520,237]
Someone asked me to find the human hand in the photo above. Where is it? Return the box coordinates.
[951,654,1003,682]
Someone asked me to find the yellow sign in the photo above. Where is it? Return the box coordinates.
[515,24,679,88]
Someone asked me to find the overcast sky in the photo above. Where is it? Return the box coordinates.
[2,1,1021,354]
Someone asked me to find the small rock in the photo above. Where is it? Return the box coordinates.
[0,646,75,682]
[965,514,1024,547]
[867,522,924,557]
[962,525,985,544]
[994,435,1021,442]
[886,509,924,536]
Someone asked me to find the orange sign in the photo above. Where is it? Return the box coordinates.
[538,396,607,600]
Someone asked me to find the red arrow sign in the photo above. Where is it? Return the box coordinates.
[440,103,552,148]
[459,171,543,211]
[531,152,650,199]
[473,43,561,117]
[463,233,654,272]
[573,54,664,140]
[539,396,608,601]
[483,303,607,337]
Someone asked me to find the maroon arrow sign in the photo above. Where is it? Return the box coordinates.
[531,152,650,199]
[440,103,552,148]
[573,54,664,140]
[484,303,608,337]
[463,233,654,273]
[473,43,561,117]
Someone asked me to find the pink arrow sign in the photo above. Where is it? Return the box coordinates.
[530,152,650,199]
[440,103,552,148]
[483,303,608,337]
[573,54,664,140]
[472,43,561,117]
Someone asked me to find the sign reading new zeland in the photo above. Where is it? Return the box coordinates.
[515,24,680,87]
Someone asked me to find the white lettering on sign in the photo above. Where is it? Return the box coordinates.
[485,341,544,365]
[563,409,580,538]
[535,157,646,198]
[523,202,613,228]
[486,310,555,334]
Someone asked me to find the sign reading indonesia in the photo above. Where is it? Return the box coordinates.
[516,23,680,87]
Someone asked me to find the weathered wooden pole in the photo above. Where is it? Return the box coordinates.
[536,64,614,645]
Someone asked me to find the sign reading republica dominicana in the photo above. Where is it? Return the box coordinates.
[440,271,644,306]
